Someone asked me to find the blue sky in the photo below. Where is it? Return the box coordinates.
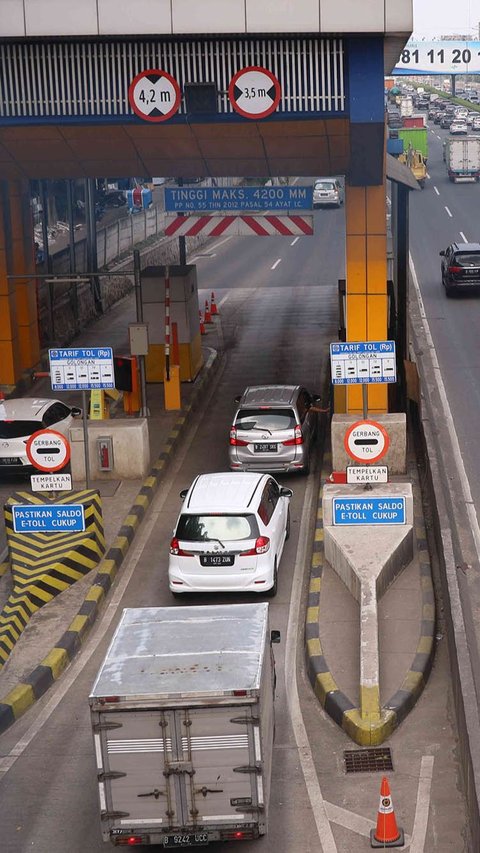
[413,0,479,39]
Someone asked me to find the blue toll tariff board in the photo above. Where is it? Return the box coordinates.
[165,185,313,213]
[49,347,114,391]
[12,504,86,533]
[333,497,406,526]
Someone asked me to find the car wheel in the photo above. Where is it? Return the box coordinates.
[285,509,291,541]
[266,563,278,598]
[171,590,185,599]
[445,285,455,298]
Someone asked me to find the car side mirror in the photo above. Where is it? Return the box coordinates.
[280,487,293,498]
[312,394,322,403]
[270,630,281,645]
[439,250,445,256]
[234,395,241,403]
[71,407,82,417]
[179,489,188,499]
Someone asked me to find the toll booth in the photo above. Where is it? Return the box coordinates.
[142,265,203,382]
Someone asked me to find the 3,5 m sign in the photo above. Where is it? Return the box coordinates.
[394,40,480,75]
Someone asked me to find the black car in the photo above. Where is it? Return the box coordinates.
[440,243,480,296]
[434,112,443,124]
[440,115,452,129]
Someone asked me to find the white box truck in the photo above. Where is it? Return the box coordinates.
[90,603,280,848]
[445,136,480,182]
[400,95,413,118]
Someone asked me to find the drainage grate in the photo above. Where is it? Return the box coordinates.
[344,747,393,774]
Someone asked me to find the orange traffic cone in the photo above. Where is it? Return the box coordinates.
[210,291,218,315]
[199,310,206,335]
[204,299,212,324]
[370,777,404,848]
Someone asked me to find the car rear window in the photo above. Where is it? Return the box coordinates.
[454,253,480,267]
[315,181,335,191]
[235,408,297,431]
[176,514,259,542]
[0,420,40,439]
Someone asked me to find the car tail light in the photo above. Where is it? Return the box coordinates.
[169,537,194,557]
[229,427,248,446]
[239,536,270,556]
[448,265,462,273]
[283,425,303,446]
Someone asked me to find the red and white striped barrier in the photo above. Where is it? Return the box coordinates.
[164,214,313,238]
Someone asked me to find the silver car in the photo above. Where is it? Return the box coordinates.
[313,178,343,208]
[228,385,321,474]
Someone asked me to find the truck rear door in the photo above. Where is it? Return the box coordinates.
[178,705,259,829]
[96,704,259,834]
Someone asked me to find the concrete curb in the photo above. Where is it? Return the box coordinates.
[305,450,436,746]
[0,348,221,735]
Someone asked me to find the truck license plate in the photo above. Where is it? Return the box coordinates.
[163,833,209,847]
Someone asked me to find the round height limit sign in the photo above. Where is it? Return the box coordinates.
[129,69,181,122]
[229,66,281,119]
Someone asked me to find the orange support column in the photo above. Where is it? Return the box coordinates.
[344,180,388,414]
[0,180,40,390]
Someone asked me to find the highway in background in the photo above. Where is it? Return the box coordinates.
[0,196,467,850]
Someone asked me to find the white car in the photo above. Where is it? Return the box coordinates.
[313,178,343,208]
[0,397,81,471]
[472,117,480,132]
[450,120,468,135]
[168,472,292,596]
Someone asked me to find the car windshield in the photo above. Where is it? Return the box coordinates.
[235,408,297,431]
[454,254,480,268]
[176,514,258,542]
[315,181,335,191]
[0,420,40,439]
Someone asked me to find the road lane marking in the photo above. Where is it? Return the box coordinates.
[460,231,468,242]
[291,237,300,246]
[445,206,453,217]
[324,802,412,845]
[410,255,480,565]
[410,756,434,853]
[271,258,282,270]
[434,186,440,195]
[285,469,338,853]
[426,172,430,179]
[436,134,441,139]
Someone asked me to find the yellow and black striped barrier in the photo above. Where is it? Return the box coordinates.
[0,490,105,667]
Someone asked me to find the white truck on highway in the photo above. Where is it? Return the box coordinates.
[90,603,280,849]
[444,136,480,182]
[400,95,413,118]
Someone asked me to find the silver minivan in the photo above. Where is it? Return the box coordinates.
[228,385,321,474]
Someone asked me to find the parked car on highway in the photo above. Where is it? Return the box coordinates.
[312,177,343,208]
[450,120,468,135]
[168,472,292,596]
[0,398,82,471]
[229,384,321,474]
[440,242,480,297]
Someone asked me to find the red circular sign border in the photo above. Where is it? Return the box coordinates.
[228,65,281,120]
[128,69,181,123]
[26,429,71,472]
[344,420,390,464]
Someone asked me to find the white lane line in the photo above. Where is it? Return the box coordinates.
[445,206,453,217]
[285,473,338,853]
[409,756,434,853]
[436,134,441,139]
[460,231,468,242]
[410,255,480,561]
[434,186,440,195]
[271,258,282,270]
[325,802,412,845]
[426,172,430,179]
[291,237,300,246]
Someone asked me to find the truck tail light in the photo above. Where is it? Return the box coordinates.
[169,537,194,557]
[239,536,270,556]
[229,427,248,446]
[283,425,303,446]
[115,836,146,846]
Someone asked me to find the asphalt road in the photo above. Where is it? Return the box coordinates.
[0,198,468,851]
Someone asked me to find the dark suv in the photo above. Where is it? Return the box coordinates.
[440,243,480,296]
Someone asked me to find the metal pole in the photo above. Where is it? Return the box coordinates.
[133,249,149,417]
[82,390,91,489]
[86,177,103,314]
[66,179,80,334]
[164,265,171,382]
[177,177,187,266]
[39,180,55,342]
[362,384,368,420]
